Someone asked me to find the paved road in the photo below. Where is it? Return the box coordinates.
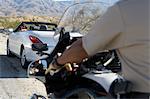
[0,33,47,99]
[0,55,27,78]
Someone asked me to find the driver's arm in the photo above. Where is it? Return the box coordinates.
[57,38,88,65]
[55,4,124,66]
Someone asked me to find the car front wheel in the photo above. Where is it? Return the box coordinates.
[20,47,29,69]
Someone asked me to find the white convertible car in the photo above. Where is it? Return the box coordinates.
[7,22,82,68]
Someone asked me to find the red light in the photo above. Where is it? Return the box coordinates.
[29,35,43,44]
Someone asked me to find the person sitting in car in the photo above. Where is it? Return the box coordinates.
[20,23,27,32]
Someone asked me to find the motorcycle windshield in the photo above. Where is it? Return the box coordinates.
[58,2,110,35]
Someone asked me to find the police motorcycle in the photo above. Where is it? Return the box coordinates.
[28,27,132,99]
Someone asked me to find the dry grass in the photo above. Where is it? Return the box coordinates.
[0,16,60,29]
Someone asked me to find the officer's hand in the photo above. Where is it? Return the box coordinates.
[45,63,73,75]
[45,63,60,75]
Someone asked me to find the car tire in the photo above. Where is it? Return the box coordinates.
[7,40,13,57]
[20,47,29,69]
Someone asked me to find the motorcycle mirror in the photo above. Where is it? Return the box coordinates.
[32,43,48,52]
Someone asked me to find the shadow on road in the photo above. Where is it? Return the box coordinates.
[0,55,27,78]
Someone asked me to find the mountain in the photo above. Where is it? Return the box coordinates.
[0,0,74,17]
[0,0,118,17]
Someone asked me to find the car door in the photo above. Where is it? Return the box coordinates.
[9,31,17,54]
[9,31,21,56]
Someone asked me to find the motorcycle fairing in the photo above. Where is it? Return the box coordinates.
[83,71,121,93]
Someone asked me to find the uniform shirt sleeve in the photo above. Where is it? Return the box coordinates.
[82,4,124,56]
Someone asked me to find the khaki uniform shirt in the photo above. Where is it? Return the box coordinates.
[82,0,150,93]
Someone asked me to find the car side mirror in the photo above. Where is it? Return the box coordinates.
[8,28,13,32]
[32,43,48,52]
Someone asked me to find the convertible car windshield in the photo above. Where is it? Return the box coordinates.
[14,22,57,32]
